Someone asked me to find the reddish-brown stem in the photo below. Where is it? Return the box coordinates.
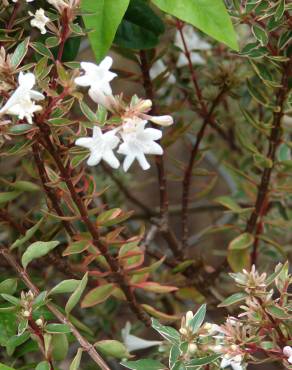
[36,119,150,326]
[181,89,226,247]
[0,247,111,370]
[6,2,20,30]
[177,21,229,248]
[246,61,291,260]
[28,317,54,370]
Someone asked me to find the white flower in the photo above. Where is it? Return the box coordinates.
[175,25,211,68]
[118,118,163,171]
[75,126,120,168]
[283,346,292,364]
[29,8,49,35]
[74,57,117,108]
[121,322,162,352]
[221,355,244,370]
[0,72,44,124]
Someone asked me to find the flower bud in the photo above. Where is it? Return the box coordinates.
[139,99,152,111]
[188,343,198,354]
[185,311,194,326]
[150,115,174,127]
[35,318,43,327]
[179,327,188,336]
[22,310,30,318]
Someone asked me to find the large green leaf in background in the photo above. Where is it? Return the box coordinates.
[151,0,239,50]
[114,0,165,49]
[81,0,130,62]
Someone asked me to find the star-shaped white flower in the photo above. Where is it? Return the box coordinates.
[75,126,120,168]
[121,322,162,352]
[118,118,163,171]
[29,8,50,35]
[74,57,117,107]
[0,72,44,124]
[283,346,292,364]
[221,355,244,370]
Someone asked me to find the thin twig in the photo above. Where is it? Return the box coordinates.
[177,21,229,248]
[36,120,151,326]
[0,247,111,370]
[246,60,291,265]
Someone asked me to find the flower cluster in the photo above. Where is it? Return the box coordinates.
[0,72,44,124]
[74,57,174,171]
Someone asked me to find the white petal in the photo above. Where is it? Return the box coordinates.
[88,88,110,107]
[136,152,150,170]
[123,154,135,172]
[29,90,45,101]
[87,152,102,166]
[75,137,93,149]
[74,75,92,87]
[99,56,113,70]
[220,358,230,368]
[142,128,162,141]
[18,72,35,89]
[102,150,120,169]
[80,61,98,74]
[92,126,102,139]
[231,362,243,370]
[144,141,163,155]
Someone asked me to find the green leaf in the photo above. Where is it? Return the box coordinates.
[0,191,21,204]
[81,0,130,62]
[11,217,45,250]
[151,0,238,50]
[151,319,180,345]
[114,0,165,49]
[79,100,98,122]
[0,363,16,370]
[227,249,251,272]
[0,294,20,306]
[121,359,166,370]
[31,42,53,59]
[11,37,30,68]
[21,241,60,269]
[265,305,290,319]
[45,324,71,334]
[35,361,50,370]
[49,279,81,295]
[214,196,242,213]
[228,233,254,251]
[252,24,268,46]
[218,292,248,307]
[186,354,221,366]
[51,333,69,361]
[69,348,83,370]
[81,284,114,308]
[189,304,206,333]
[9,181,40,192]
[65,273,88,315]
[0,279,17,295]
[95,340,130,359]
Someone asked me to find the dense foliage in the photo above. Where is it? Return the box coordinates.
[0,0,291,369]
